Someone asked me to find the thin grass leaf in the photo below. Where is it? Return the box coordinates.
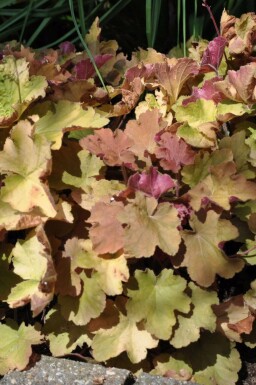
[226,0,236,10]
[69,0,107,91]
[0,6,69,17]
[27,0,66,46]
[0,0,48,33]
[152,0,162,48]
[27,18,51,46]
[78,0,86,38]
[0,0,17,8]
[193,0,197,38]
[38,1,104,49]
[19,0,35,43]
[146,0,152,47]
[177,0,181,47]
[182,0,186,56]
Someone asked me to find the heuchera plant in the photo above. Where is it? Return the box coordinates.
[0,11,256,385]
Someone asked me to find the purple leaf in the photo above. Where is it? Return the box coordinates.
[182,77,224,105]
[155,132,196,173]
[201,36,227,71]
[74,54,113,80]
[128,167,175,199]
[59,41,76,55]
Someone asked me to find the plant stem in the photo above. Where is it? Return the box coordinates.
[202,0,220,36]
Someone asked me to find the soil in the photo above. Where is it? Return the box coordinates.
[238,345,256,385]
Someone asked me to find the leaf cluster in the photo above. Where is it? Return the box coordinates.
[0,11,256,385]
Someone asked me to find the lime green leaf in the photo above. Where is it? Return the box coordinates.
[217,101,252,122]
[44,308,91,357]
[0,254,20,301]
[126,269,190,340]
[85,17,101,55]
[77,179,125,211]
[59,271,106,326]
[193,344,241,385]
[63,149,124,211]
[118,193,181,258]
[181,211,244,287]
[0,119,56,217]
[172,332,241,385]
[0,200,46,231]
[245,126,256,167]
[135,92,173,125]
[188,162,256,211]
[63,149,105,189]
[182,149,233,188]
[0,321,42,375]
[174,99,218,148]
[0,56,47,127]
[81,245,129,296]
[35,101,109,149]
[92,313,158,363]
[152,355,193,381]
[62,149,124,211]
[219,131,253,177]
[177,122,217,148]
[63,238,129,296]
[170,282,218,348]
[7,226,56,316]
[173,99,217,128]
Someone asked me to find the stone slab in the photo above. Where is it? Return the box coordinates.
[0,355,199,385]
[135,372,198,385]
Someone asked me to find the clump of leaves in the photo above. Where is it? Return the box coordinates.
[0,11,256,385]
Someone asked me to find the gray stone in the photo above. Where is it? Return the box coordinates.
[0,356,132,385]
[135,372,198,385]
[0,355,199,385]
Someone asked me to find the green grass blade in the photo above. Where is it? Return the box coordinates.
[182,0,186,56]
[151,0,162,48]
[146,0,152,47]
[69,0,107,91]
[27,0,66,46]
[0,0,17,8]
[0,0,48,33]
[38,1,104,49]
[26,18,51,46]
[177,0,181,46]
[193,0,197,38]
[77,0,86,38]
[19,0,35,43]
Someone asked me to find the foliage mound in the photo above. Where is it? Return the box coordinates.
[0,11,256,385]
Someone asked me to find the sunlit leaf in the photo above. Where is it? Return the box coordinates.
[126,269,190,340]
[118,193,181,258]
[0,119,56,217]
[180,211,244,287]
[0,56,47,127]
[35,101,109,149]
[0,321,42,375]
[92,313,158,363]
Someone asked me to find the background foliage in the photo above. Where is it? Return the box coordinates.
[1,0,256,54]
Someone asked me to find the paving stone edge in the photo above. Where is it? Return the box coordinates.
[0,355,199,385]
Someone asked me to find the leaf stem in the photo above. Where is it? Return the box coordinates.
[202,0,220,36]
